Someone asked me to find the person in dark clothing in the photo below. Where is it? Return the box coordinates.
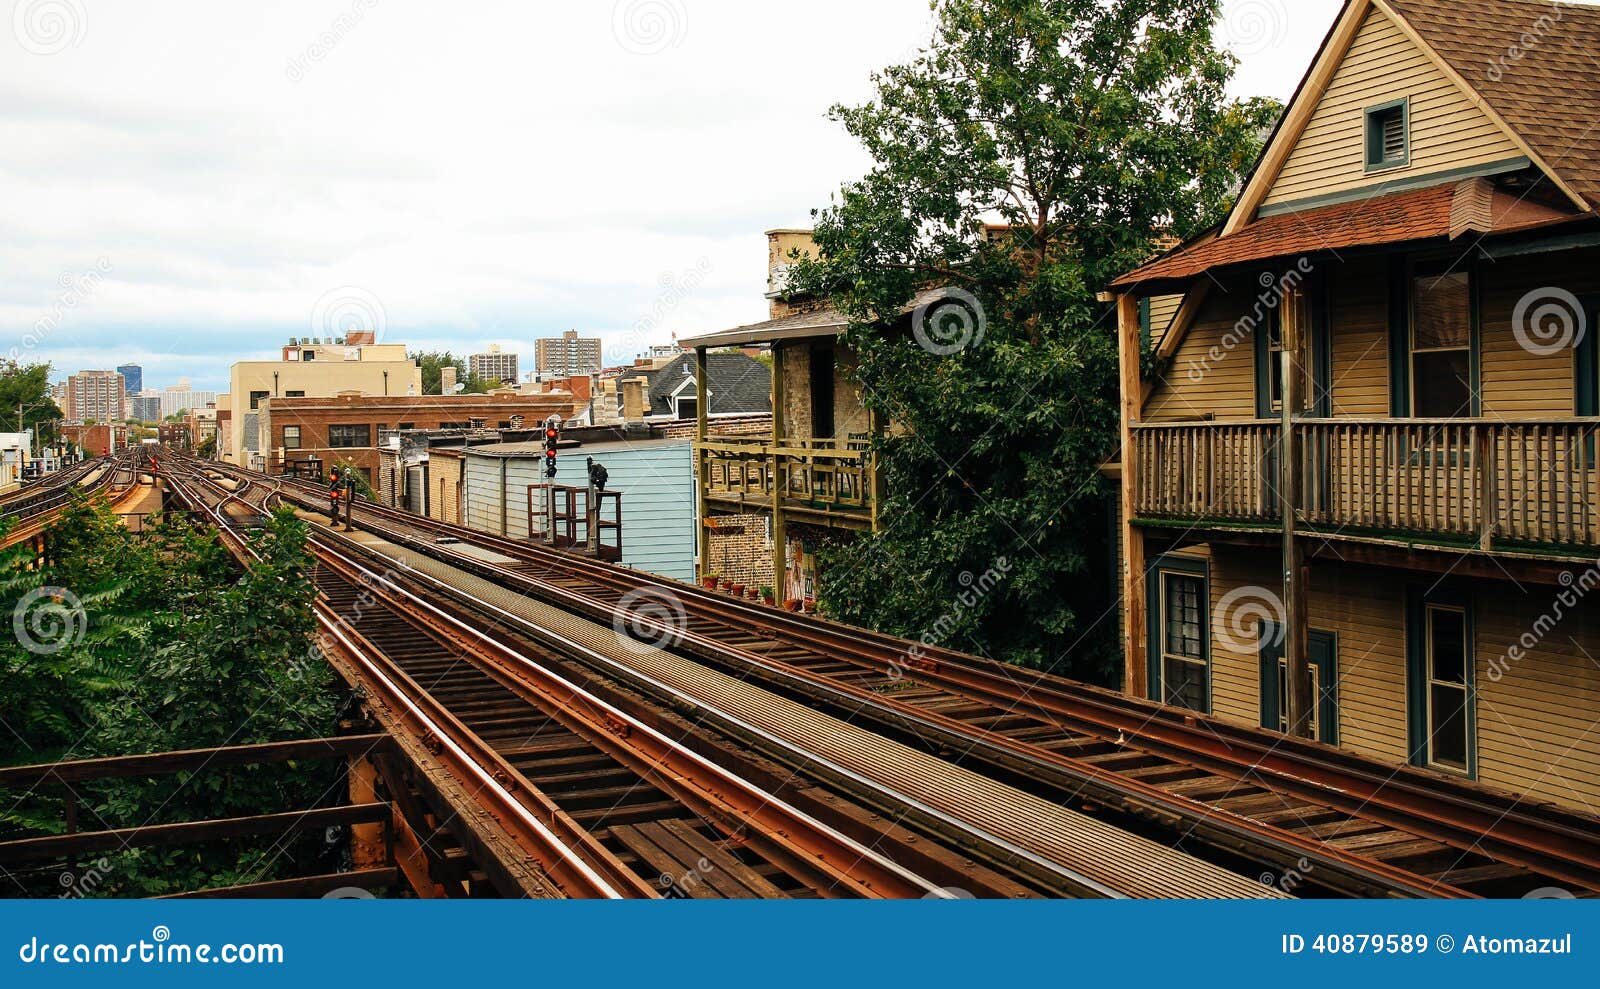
[586,456,608,492]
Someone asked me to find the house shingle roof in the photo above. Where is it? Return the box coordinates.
[634,352,771,418]
[1386,0,1600,211]
[1113,178,1577,286]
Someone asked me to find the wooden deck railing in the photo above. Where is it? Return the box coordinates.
[1132,418,1600,553]
[699,436,873,517]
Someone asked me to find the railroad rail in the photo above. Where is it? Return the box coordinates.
[0,453,146,548]
[195,456,1600,899]
[162,457,1209,896]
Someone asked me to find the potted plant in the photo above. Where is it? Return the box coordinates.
[721,578,734,592]
[701,572,720,591]
[746,586,760,601]
[730,582,744,597]
[759,585,775,606]
[802,600,817,615]
[784,598,803,612]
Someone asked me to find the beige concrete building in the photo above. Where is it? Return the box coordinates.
[64,370,126,424]
[226,331,422,468]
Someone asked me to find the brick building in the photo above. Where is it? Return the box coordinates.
[257,392,573,484]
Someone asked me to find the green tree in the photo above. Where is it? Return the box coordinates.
[410,350,500,394]
[0,360,61,439]
[792,0,1278,681]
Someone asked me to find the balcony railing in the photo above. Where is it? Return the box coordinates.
[1132,418,1600,553]
[699,436,873,523]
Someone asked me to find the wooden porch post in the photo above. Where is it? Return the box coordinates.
[1280,289,1314,739]
[770,342,788,598]
[1116,293,1148,699]
[695,347,710,577]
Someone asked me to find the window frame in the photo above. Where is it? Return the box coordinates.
[281,425,302,450]
[1144,554,1211,715]
[327,423,372,449]
[1576,295,1599,417]
[1391,256,1481,419]
[1364,97,1410,173]
[1258,624,1339,744]
[249,390,270,411]
[1405,587,1477,778]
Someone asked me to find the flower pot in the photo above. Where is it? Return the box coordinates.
[746,588,760,600]
[701,577,718,590]
[784,598,803,612]
[761,594,775,606]
[721,580,734,592]
[730,584,744,597]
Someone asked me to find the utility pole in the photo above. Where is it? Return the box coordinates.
[1279,287,1314,740]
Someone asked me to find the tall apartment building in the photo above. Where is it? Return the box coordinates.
[160,381,219,418]
[116,364,143,397]
[468,344,519,385]
[64,370,126,424]
[534,330,602,377]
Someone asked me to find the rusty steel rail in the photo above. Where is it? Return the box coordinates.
[161,465,648,898]
[198,457,1600,897]
[163,460,979,899]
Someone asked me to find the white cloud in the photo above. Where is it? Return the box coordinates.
[1,0,1338,390]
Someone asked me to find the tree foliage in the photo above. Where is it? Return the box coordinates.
[0,360,62,438]
[793,0,1278,681]
[410,350,502,394]
[0,502,340,895]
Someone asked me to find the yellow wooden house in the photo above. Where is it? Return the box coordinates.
[1107,0,1600,811]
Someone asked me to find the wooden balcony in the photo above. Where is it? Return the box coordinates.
[698,436,874,530]
[1131,418,1600,556]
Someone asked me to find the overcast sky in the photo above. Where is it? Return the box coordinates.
[1,0,1344,392]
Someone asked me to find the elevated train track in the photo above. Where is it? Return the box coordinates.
[165,459,1269,899]
[171,455,1600,898]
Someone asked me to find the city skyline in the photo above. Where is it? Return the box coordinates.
[1,1,1341,393]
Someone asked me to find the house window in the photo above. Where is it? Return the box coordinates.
[1407,589,1475,776]
[282,425,301,450]
[1411,264,1475,417]
[302,350,316,361]
[1578,298,1598,416]
[676,396,698,421]
[249,390,270,411]
[1365,99,1409,171]
[1265,312,1284,412]
[1259,627,1338,744]
[1159,570,1209,713]
[285,390,305,398]
[327,424,371,448]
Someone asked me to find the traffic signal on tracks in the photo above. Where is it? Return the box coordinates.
[544,421,560,479]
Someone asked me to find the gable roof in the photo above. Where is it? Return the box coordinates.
[1116,0,1600,293]
[1385,0,1600,210]
[633,352,771,418]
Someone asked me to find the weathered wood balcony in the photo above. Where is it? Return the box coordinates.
[697,436,874,530]
[1132,418,1600,554]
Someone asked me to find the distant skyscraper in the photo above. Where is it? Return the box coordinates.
[534,330,602,377]
[469,344,519,385]
[116,364,143,396]
[129,395,162,421]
